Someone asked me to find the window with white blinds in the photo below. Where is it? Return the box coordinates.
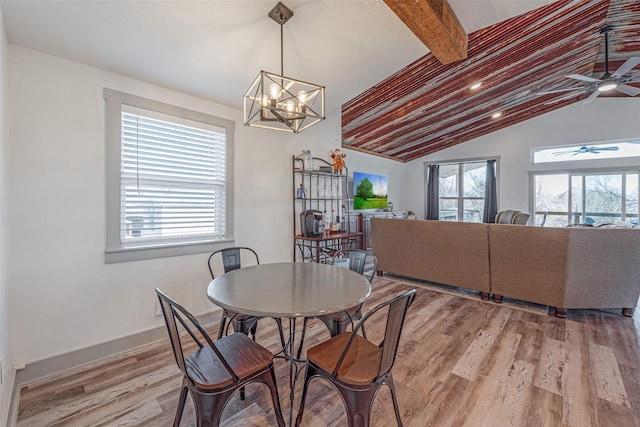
[104,89,235,263]
[121,108,226,244]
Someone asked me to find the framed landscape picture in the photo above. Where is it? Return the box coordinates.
[353,172,388,210]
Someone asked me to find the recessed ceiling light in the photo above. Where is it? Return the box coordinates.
[469,82,483,90]
[491,112,502,119]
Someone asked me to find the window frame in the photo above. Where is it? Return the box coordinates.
[424,156,499,223]
[529,166,640,227]
[104,89,235,263]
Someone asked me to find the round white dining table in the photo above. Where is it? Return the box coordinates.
[206,261,371,425]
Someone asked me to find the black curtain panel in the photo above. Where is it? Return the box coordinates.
[425,164,439,220]
[483,160,497,223]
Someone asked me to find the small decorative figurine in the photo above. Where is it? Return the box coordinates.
[331,148,346,174]
[296,183,307,199]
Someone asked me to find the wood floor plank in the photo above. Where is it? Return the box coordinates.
[451,308,512,381]
[459,331,521,427]
[562,319,598,426]
[15,276,640,427]
[534,337,566,396]
[589,342,630,407]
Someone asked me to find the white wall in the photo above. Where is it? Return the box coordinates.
[404,99,640,218]
[0,6,12,424]
[6,45,399,374]
[296,111,406,211]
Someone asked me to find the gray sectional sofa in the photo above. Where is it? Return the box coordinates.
[370,218,640,317]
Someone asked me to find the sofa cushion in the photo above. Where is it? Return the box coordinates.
[489,225,569,307]
[371,218,490,293]
[564,228,640,308]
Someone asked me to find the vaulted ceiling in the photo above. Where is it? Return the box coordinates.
[342,0,640,162]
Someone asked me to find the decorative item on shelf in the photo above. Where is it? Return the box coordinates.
[300,149,313,171]
[243,2,325,134]
[331,148,346,174]
[296,183,307,199]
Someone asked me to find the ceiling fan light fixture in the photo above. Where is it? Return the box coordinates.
[491,111,502,119]
[243,2,325,133]
[469,81,482,90]
[598,80,618,92]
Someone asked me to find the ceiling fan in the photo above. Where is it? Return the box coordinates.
[552,145,619,156]
[539,26,640,103]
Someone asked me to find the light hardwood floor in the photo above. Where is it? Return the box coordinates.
[16,277,640,426]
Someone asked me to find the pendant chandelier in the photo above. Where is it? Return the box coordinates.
[243,2,325,133]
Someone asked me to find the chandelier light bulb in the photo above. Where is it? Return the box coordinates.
[285,100,295,112]
[270,83,279,99]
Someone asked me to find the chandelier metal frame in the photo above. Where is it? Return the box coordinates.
[243,2,325,133]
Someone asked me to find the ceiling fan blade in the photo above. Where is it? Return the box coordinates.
[567,74,600,83]
[594,146,619,152]
[583,89,601,104]
[538,87,585,95]
[625,71,640,81]
[611,57,640,78]
[615,84,640,97]
[544,91,584,105]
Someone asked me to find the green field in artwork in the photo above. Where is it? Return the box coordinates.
[354,197,388,210]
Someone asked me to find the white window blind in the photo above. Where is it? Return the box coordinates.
[120,108,226,246]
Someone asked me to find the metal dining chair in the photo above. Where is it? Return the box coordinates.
[155,288,285,427]
[296,249,376,359]
[295,289,417,427]
[208,247,286,348]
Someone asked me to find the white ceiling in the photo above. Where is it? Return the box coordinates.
[0,0,555,113]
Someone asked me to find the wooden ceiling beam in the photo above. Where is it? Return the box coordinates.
[383,0,468,64]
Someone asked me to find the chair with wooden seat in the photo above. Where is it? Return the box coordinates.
[156,288,285,427]
[208,247,286,349]
[296,249,377,359]
[295,289,416,427]
[208,247,261,339]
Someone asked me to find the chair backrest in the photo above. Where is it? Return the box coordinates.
[329,249,378,282]
[333,289,416,381]
[207,247,259,279]
[496,210,529,225]
[512,212,530,225]
[155,288,238,383]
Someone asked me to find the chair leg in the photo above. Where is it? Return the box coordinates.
[250,322,258,340]
[217,316,228,339]
[296,317,310,360]
[191,387,233,427]
[334,382,378,427]
[319,316,350,338]
[259,365,286,427]
[173,381,189,427]
[294,364,318,427]
[385,374,403,427]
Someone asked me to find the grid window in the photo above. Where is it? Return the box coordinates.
[105,89,234,263]
[438,161,488,222]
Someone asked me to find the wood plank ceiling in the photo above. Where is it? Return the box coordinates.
[342,0,640,163]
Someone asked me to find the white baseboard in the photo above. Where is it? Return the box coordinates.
[8,309,220,425]
[3,369,16,427]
